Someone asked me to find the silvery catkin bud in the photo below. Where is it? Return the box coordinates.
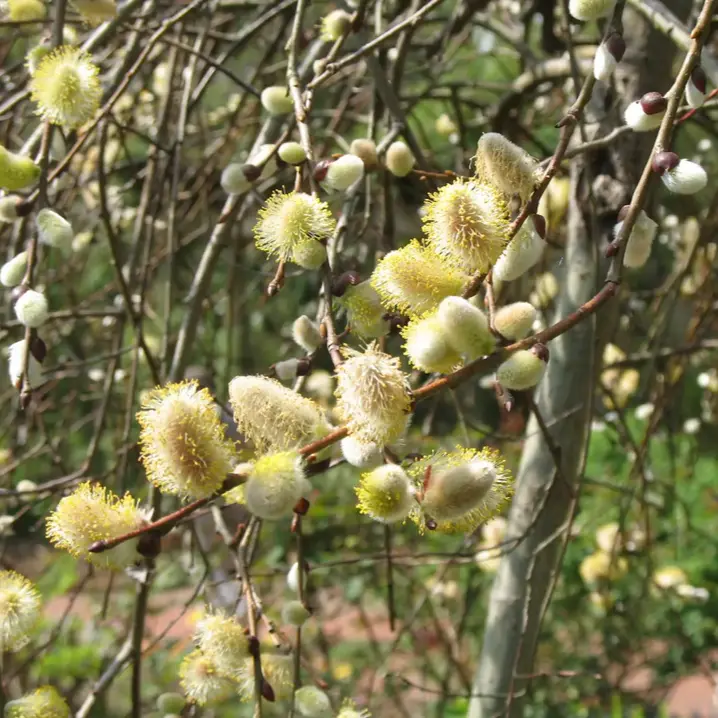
[0,252,28,287]
[493,302,537,340]
[624,92,666,132]
[385,141,415,177]
[70,0,117,25]
[260,86,294,115]
[568,0,616,21]
[402,313,462,374]
[349,138,379,170]
[593,33,625,82]
[614,207,658,268]
[274,358,301,381]
[652,151,708,195]
[492,221,544,282]
[340,435,384,469]
[324,154,365,191]
[278,141,307,165]
[0,195,21,223]
[496,344,549,390]
[36,208,73,249]
[8,339,44,389]
[0,145,40,191]
[292,315,323,353]
[243,450,306,520]
[14,289,49,328]
[685,66,707,109]
[436,296,496,360]
[295,686,332,718]
[320,8,352,41]
[220,163,251,195]
[282,600,311,626]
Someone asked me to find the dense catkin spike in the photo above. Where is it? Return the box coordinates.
[14,289,49,328]
[493,302,537,340]
[260,85,294,114]
[0,252,28,287]
[492,222,545,281]
[407,447,513,533]
[402,312,462,374]
[137,381,235,499]
[70,0,116,24]
[615,209,658,268]
[334,343,412,445]
[340,436,384,469]
[385,141,415,177]
[8,339,44,389]
[356,464,415,523]
[295,686,332,717]
[180,649,236,706]
[0,145,41,191]
[436,296,496,360]
[253,190,335,266]
[46,482,148,569]
[194,610,250,679]
[320,8,352,41]
[422,180,511,273]
[568,0,616,21]
[228,375,329,452]
[30,46,101,129]
[370,240,469,317]
[5,0,46,22]
[474,133,539,201]
[5,686,69,718]
[496,345,548,390]
[36,208,73,248]
[237,651,294,701]
[240,450,306,519]
[0,570,41,653]
[337,280,389,339]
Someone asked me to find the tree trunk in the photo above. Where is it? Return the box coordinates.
[467,4,690,716]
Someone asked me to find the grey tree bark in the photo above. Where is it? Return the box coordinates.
[468,4,690,716]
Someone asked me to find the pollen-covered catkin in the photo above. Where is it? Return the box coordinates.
[137,381,235,499]
[193,610,250,679]
[241,450,306,520]
[474,133,539,200]
[0,570,41,653]
[180,649,236,706]
[229,375,329,452]
[408,447,513,533]
[335,343,411,445]
[422,179,511,273]
[4,686,69,718]
[356,464,415,523]
[371,240,469,316]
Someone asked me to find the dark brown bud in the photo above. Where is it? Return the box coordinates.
[531,214,547,240]
[241,163,262,182]
[691,65,707,94]
[332,270,362,297]
[137,531,161,558]
[425,517,437,531]
[296,357,312,376]
[604,32,626,63]
[30,335,46,364]
[14,199,34,218]
[293,497,310,516]
[639,92,667,116]
[651,150,679,175]
[617,204,631,222]
[531,342,550,362]
[604,242,619,258]
[261,678,275,702]
[313,158,332,183]
[248,635,260,658]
